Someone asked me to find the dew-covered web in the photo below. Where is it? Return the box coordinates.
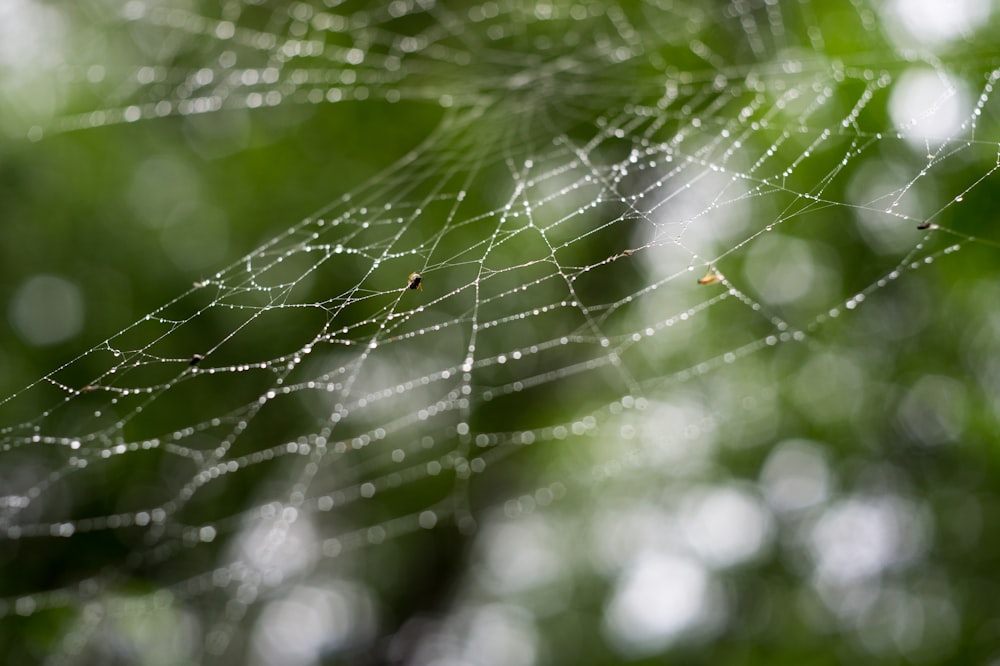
[4,0,1000,664]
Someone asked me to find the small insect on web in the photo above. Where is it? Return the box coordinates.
[407,272,423,291]
[697,269,722,285]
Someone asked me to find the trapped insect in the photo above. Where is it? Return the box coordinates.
[698,269,721,285]
[407,272,423,291]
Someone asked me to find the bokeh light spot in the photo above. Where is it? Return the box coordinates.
[9,274,85,346]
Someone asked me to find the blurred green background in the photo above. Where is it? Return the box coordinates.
[3,0,1000,664]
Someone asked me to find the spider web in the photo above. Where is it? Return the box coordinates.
[3,0,1000,663]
